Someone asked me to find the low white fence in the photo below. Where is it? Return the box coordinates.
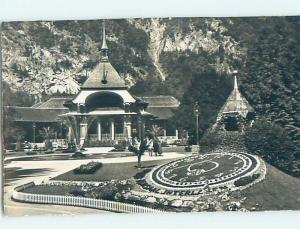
[12,183,163,213]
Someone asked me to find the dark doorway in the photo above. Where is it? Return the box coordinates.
[224,116,239,131]
[85,92,124,111]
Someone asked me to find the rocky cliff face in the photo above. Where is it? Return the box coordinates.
[2,17,300,145]
[130,18,243,80]
[1,18,243,100]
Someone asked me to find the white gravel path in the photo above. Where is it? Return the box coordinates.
[3,148,186,216]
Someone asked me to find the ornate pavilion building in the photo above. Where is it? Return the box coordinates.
[8,24,180,147]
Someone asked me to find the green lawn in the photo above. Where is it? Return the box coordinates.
[52,159,173,182]
[242,163,300,211]
[50,154,300,211]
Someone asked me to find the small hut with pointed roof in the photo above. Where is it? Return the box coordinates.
[212,75,255,132]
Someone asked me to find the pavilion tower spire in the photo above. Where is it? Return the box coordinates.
[234,75,238,90]
[101,20,109,61]
[233,70,238,90]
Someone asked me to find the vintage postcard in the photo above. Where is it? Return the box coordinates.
[1,16,300,216]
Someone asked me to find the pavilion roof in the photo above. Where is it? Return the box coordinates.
[146,107,176,120]
[10,93,180,122]
[137,96,180,107]
[7,106,68,123]
[81,22,127,90]
[33,97,72,109]
[81,61,127,89]
[61,109,136,116]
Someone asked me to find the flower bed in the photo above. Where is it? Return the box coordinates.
[149,152,261,191]
[74,162,103,174]
[23,179,134,201]
[234,174,260,187]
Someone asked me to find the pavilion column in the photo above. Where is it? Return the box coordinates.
[97,120,102,141]
[68,126,72,142]
[110,119,115,140]
[142,121,146,140]
[137,116,142,141]
[79,117,88,147]
[175,129,178,139]
[163,121,167,137]
[124,117,132,140]
[163,129,167,137]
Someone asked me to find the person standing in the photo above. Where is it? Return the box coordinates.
[138,136,150,168]
[131,137,140,155]
[153,137,162,156]
[148,137,154,156]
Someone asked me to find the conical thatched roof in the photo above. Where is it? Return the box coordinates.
[217,76,254,119]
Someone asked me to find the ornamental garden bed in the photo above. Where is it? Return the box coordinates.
[19,181,191,212]
[22,180,134,201]
[53,159,173,182]
[73,162,103,174]
[44,153,264,212]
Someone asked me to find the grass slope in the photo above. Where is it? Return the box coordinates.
[242,163,300,211]
[52,156,300,211]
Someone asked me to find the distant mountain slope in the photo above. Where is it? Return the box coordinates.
[1,17,300,147]
[1,18,242,99]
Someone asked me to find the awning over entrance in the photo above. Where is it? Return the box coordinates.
[60,110,137,116]
[73,90,136,104]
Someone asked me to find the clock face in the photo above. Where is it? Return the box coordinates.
[150,152,259,190]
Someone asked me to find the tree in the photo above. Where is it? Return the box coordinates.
[171,69,232,144]
[244,117,297,174]
[14,128,26,151]
[39,126,56,150]
[2,82,35,149]
[147,125,164,139]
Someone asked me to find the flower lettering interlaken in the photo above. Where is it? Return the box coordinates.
[150,152,261,191]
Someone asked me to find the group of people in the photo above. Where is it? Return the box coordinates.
[129,135,163,168]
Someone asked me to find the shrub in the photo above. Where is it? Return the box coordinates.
[62,142,76,153]
[112,140,128,152]
[199,131,222,152]
[15,140,23,151]
[92,180,134,201]
[88,140,115,147]
[134,169,152,180]
[71,151,86,159]
[244,118,297,174]
[44,139,53,150]
[29,26,55,49]
[184,145,192,152]
[73,162,103,174]
[59,59,73,69]
[161,142,169,147]
[44,150,54,154]
[95,184,118,201]
[69,190,85,197]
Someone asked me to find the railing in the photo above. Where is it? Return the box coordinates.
[102,133,112,141]
[88,134,126,142]
[115,133,125,141]
[12,183,164,213]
